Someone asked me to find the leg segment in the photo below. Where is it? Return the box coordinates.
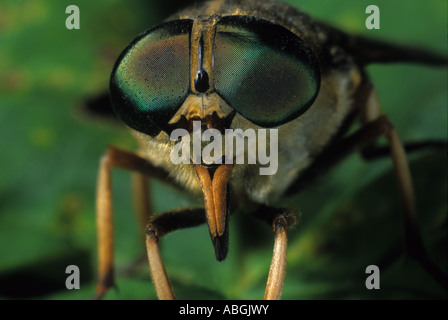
[93,146,190,299]
[94,153,114,299]
[145,208,206,300]
[253,206,298,300]
[132,172,152,241]
[362,140,447,160]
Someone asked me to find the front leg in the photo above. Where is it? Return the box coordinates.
[253,206,298,300]
[93,146,190,299]
[145,208,206,300]
[94,150,114,299]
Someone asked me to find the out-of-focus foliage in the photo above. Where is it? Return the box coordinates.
[0,0,446,299]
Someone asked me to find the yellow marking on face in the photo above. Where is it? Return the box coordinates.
[190,18,217,94]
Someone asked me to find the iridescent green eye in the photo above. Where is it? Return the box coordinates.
[213,16,320,127]
[110,20,193,136]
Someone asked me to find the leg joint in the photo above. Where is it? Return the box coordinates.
[145,222,163,241]
[272,208,298,232]
[254,205,299,232]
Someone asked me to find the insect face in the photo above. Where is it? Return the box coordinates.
[108,12,329,261]
[92,0,447,300]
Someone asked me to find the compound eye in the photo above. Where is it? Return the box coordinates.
[213,16,320,127]
[110,20,193,136]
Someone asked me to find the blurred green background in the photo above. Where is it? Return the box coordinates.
[0,0,446,300]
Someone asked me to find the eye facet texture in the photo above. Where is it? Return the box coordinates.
[110,20,193,136]
[213,16,320,127]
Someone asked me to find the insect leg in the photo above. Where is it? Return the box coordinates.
[253,206,298,300]
[361,140,447,160]
[93,146,186,299]
[286,81,446,289]
[132,172,152,241]
[107,172,152,279]
[360,83,448,289]
[145,207,206,300]
[94,151,115,299]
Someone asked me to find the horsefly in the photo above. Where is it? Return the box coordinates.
[89,0,447,299]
